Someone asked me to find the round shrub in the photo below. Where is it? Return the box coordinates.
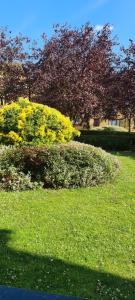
[0,97,79,145]
[4,142,120,190]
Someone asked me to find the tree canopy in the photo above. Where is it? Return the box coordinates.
[0,24,135,130]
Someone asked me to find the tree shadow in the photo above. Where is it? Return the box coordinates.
[0,230,134,300]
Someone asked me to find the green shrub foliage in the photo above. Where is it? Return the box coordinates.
[0,146,43,191]
[76,130,135,151]
[1,142,119,190]
[0,97,79,145]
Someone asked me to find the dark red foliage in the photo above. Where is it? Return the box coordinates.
[36,24,116,124]
[0,27,40,104]
[118,41,135,131]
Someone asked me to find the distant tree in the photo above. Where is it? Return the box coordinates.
[36,24,116,126]
[0,28,26,104]
[22,41,42,101]
[0,27,39,104]
[101,68,121,121]
[118,40,135,132]
[93,26,119,121]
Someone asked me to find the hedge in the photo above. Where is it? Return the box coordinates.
[75,130,135,151]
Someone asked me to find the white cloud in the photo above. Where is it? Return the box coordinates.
[95,24,104,31]
[95,24,114,32]
[109,25,114,31]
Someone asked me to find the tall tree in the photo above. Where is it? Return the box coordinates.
[118,41,135,132]
[36,24,116,125]
[0,28,26,104]
[0,27,39,104]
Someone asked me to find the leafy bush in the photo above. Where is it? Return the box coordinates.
[76,130,135,151]
[0,146,43,191]
[0,97,79,146]
[0,166,42,191]
[4,142,119,189]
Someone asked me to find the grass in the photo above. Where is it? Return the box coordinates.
[0,152,135,299]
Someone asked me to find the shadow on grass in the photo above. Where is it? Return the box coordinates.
[0,230,134,300]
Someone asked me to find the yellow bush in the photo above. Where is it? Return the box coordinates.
[0,98,79,145]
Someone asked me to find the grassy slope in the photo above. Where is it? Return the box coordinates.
[0,153,135,299]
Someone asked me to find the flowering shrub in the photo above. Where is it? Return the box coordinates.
[0,97,79,145]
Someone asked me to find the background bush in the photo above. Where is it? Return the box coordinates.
[0,97,79,146]
[2,142,119,190]
[75,130,135,151]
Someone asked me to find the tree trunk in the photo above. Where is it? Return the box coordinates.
[28,80,31,101]
[0,97,5,106]
[128,118,131,133]
[86,119,90,129]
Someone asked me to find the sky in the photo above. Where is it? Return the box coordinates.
[0,0,135,47]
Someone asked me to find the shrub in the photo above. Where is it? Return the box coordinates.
[4,142,119,189]
[76,130,135,151]
[0,166,42,191]
[0,97,79,146]
[0,146,43,191]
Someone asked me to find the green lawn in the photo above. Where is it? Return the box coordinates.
[0,152,135,299]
